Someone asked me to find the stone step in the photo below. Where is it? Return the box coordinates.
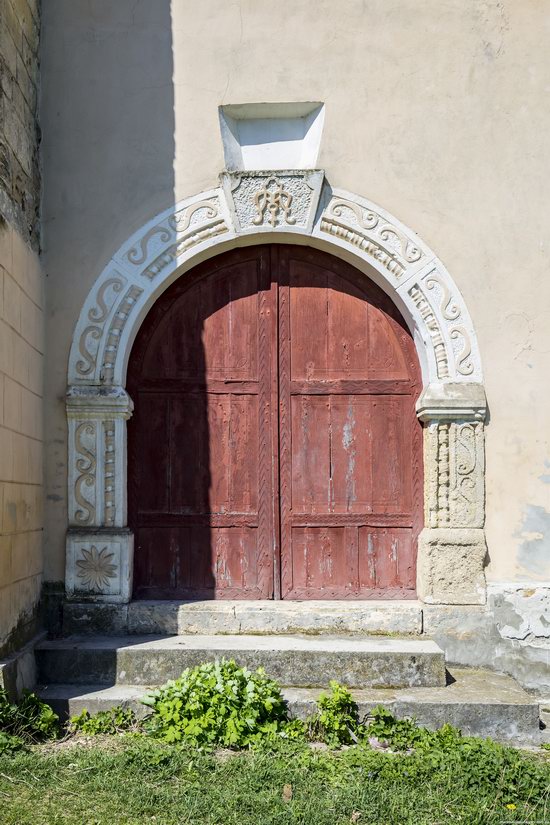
[37,668,542,745]
[63,599,423,637]
[36,634,445,689]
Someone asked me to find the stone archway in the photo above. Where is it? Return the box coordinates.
[65,170,487,606]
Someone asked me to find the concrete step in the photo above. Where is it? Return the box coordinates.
[63,599,423,637]
[36,634,445,689]
[37,668,542,745]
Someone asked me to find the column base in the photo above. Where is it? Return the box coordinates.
[417,527,487,605]
[66,528,134,604]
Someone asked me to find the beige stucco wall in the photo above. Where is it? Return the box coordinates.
[41,0,550,586]
[0,224,43,655]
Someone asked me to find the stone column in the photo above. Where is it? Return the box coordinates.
[416,383,488,605]
[65,386,134,603]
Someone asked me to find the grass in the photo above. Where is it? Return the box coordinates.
[1,736,549,825]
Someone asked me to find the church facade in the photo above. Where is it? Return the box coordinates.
[0,1,549,699]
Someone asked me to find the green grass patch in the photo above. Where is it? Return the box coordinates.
[1,664,548,823]
[0,736,548,825]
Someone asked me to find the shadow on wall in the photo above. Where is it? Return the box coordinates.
[40,1,178,591]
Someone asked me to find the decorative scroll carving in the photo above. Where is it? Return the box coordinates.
[74,422,96,525]
[252,176,296,228]
[425,420,485,529]
[101,285,144,383]
[320,197,424,279]
[88,277,124,323]
[76,276,126,378]
[142,222,228,281]
[450,326,474,376]
[76,326,102,376]
[329,199,380,230]
[127,226,173,266]
[104,422,115,528]
[451,422,482,525]
[168,200,219,232]
[425,275,460,321]
[420,269,478,380]
[126,198,226,273]
[76,545,117,591]
[378,224,422,264]
[321,220,407,279]
[407,285,450,379]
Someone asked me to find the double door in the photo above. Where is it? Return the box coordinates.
[128,245,423,599]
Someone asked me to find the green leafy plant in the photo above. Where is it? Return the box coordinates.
[363,704,429,750]
[308,680,361,747]
[0,731,25,754]
[70,706,138,735]
[0,688,59,746]
[142,658,292,748]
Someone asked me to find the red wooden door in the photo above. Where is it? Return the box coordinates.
[128,248,277,599]
[128,245,422,600]
[277,247,422,599]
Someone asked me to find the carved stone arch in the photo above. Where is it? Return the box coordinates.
[66,171,487,605]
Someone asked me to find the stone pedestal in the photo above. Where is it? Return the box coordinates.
[416,383,487,604]
[66,386,134,603]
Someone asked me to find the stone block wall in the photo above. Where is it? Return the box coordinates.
[0,0,40,246]
[0,0,43,658]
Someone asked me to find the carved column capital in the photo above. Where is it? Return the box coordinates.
[66,384,134,420]
[416,382,487,423]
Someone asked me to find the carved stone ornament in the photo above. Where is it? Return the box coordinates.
[66,173,487,607]
[67,386,133,529]
[221,169,324,234]
[320,195,426,282]
[66,530,134,603]
[69,190,232,385]
[253,176,296,227]
[404,265,480,381]
[76,545,117,590]
[423,420,485,530]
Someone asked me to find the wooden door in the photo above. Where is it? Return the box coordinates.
[277,247,423,599]
[128,248,277,599]
[128,245,423,600]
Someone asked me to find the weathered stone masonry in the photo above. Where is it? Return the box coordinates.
[0,0,40,246]
[0,0,43,665]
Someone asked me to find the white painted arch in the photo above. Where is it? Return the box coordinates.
[65,171,488,606]
[68,171,483,392]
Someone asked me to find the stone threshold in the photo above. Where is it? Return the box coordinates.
[63,599,424,637]
[37,668,542,745]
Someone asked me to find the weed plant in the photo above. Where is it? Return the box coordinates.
[0,688,59,752]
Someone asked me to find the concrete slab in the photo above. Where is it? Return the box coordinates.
[63,600,423,637]
[36,633,445,688]
[37,668,541,745]
[286,669,542,744]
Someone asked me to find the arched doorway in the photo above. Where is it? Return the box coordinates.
[127,245,423,600]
